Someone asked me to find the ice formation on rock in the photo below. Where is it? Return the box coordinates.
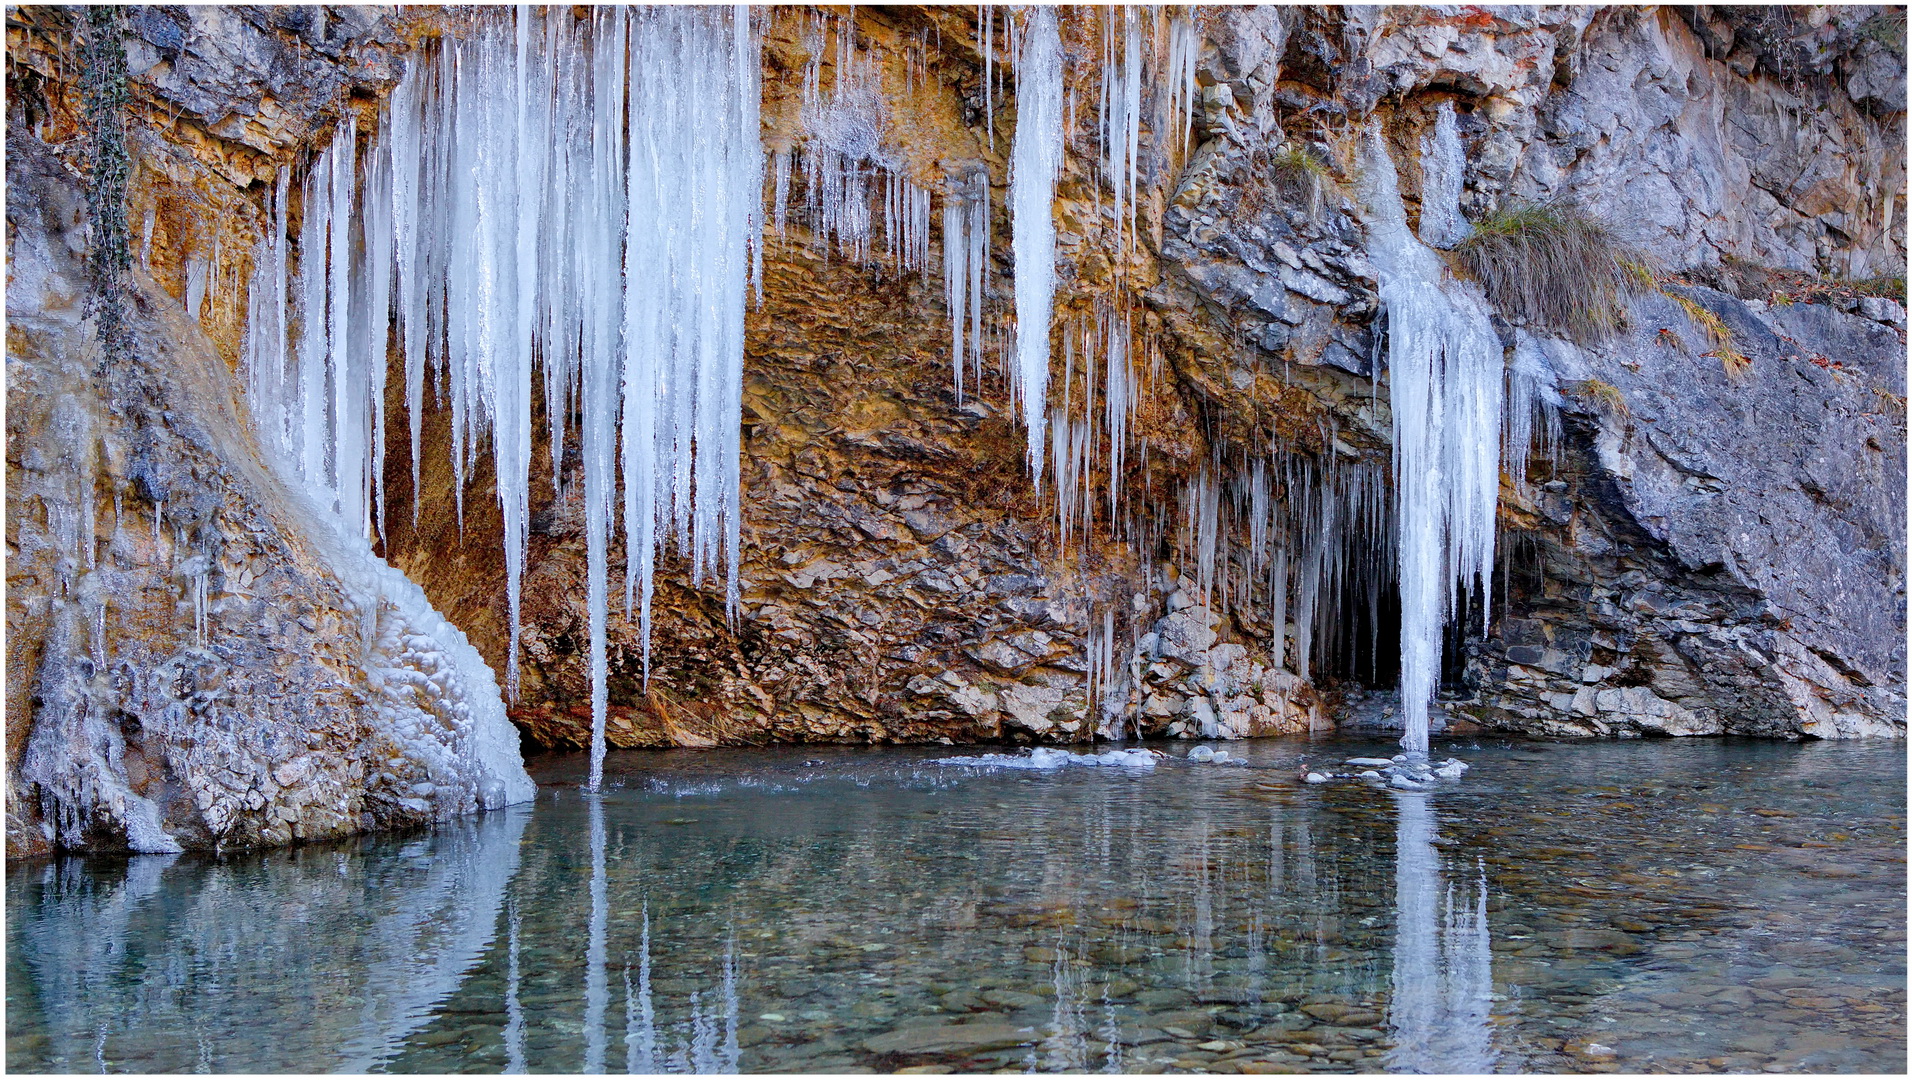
[243,82,534,813]
[935,747,1157,770]
[1169,452,1393,687]
[1356,124,1508,759]
[246,7,761,792]
[1100,7,1144,255]
[1417,103,1472,250]
[785,11,931,275]
[942,166,990,403]
[1009,6,1064,484]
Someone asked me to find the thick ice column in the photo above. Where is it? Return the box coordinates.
[1355,124,1504,759]
[1010,7,1064,483]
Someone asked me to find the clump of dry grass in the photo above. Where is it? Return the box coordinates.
[1573,378,1630,417]
[1269,143,1337,217]
[1450,201,1650,344]
[1850,272,1907,302]
[1670,292,1752,378]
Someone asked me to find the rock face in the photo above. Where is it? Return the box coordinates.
[6,8,529,858]
[1139,5,1906,741]
[6,5,1904,852]
[1466,288,1906,738]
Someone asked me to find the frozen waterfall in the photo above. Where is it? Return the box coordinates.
[1356,124,1506,759]
[244,6,762,792]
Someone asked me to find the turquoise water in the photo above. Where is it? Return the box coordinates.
[7,735,1905,1073]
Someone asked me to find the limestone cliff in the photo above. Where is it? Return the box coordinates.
[7,5,1904,854]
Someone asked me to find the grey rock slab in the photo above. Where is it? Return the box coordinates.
[862,1021,1040,1056]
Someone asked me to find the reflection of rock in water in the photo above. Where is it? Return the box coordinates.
[1385,792,1497,1073]
[10,807,528,1072]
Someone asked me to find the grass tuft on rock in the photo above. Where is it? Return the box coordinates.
[1264,143,1342,218]
[1572,378,1630,418]
[1670,293,1752,378]
[1450,201,1649,344]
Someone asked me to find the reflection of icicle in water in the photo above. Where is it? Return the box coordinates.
[1384,792,1497,1073]
[1356,124,1505,758]
[1042,941,1091,1071]
[1009,7,1064,482]
[505,903,525,1074]
[1098,979,1125,1074]
[626,905,658,1073]
[13,808,530,1072]
[585,795,608,1073]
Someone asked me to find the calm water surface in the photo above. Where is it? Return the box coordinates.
[6,736,1906,1073]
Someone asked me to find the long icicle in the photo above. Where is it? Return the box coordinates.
[1010,7,1064,485]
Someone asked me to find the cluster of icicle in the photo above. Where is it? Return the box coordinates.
[245,140,534,814]
[1173,450,1396,684]
[776,10,932,276]
[243,6,762,792]
[962,6,1197,493]
[1008,7,1066,483]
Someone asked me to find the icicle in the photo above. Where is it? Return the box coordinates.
[982,5,993,152]
[505,906,525,1074]
[771,144,791,238]
[1418,102,1470,250]
[1009,7,1063,484]
[243,7,762,795]
[326,112,357,531]
[1356,124,1506,759]
[1101,7,1143,255]
[1166,13,1200,156]
[184,255,209,323]
[943,167,989,403]
[944,178,970,403]
[390,65,424,524]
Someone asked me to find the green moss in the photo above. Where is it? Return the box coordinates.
[1450,201,1650,345]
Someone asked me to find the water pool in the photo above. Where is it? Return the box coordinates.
[7,735,1905,1073]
